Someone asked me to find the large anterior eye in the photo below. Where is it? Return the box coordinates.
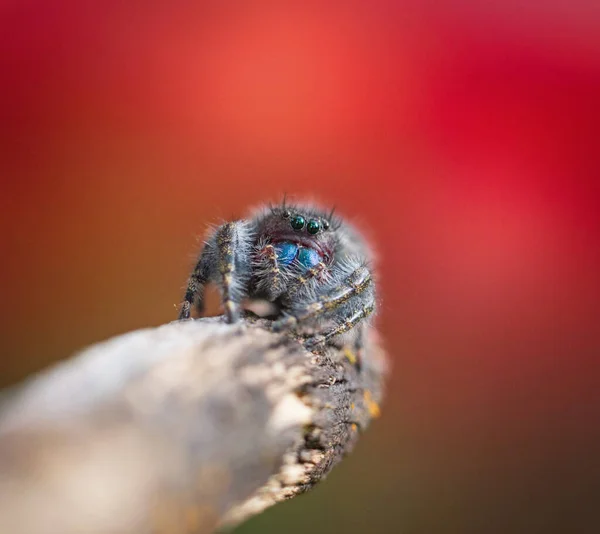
[274,241,298,265]
[297,247,321,269]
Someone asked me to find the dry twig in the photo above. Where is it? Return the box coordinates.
[0,317,386,534]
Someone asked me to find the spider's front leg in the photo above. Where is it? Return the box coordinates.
[272,262,375,348]
[178,221,254,323]
[304,296,374,350]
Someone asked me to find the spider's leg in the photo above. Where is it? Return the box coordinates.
[216,221,254,323]
[179,221,253,323]
[340,323,366,370]
[304,300,375,350]
[272,264,371,332]
[353,324,366,371]
[178,254,210,320]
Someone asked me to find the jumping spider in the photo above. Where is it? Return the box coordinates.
[178,201,376,351]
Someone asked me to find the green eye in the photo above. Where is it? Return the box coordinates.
[307,220,320,234]
[291,215,305,230]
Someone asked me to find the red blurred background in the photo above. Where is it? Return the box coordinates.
[1,2,599,532]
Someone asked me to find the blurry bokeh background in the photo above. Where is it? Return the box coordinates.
[1,2,599,533]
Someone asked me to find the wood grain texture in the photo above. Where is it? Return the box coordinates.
[0,317,386,534]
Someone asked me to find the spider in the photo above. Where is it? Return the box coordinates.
[178,201,376,351]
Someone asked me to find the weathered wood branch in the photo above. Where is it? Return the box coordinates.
[0,317,386,534]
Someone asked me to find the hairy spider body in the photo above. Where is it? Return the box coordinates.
[179,201,376,351]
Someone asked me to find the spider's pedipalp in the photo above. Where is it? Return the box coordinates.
[253,242,285,296]
[287,260,329,298]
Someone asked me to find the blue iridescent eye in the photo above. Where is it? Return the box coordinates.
[274,241,298,265]
[297,247,321,269]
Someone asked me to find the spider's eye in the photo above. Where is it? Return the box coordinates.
[290,215,305,230]
[297,247,321,269]
[306,220,320,234]
[322,219,330,230]
[282,209,291,218]
[274,241,298,265]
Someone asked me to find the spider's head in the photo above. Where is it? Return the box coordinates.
[258,205,338,271]
[250,201,371,304]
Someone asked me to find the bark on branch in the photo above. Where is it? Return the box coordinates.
[0,318,386,534]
